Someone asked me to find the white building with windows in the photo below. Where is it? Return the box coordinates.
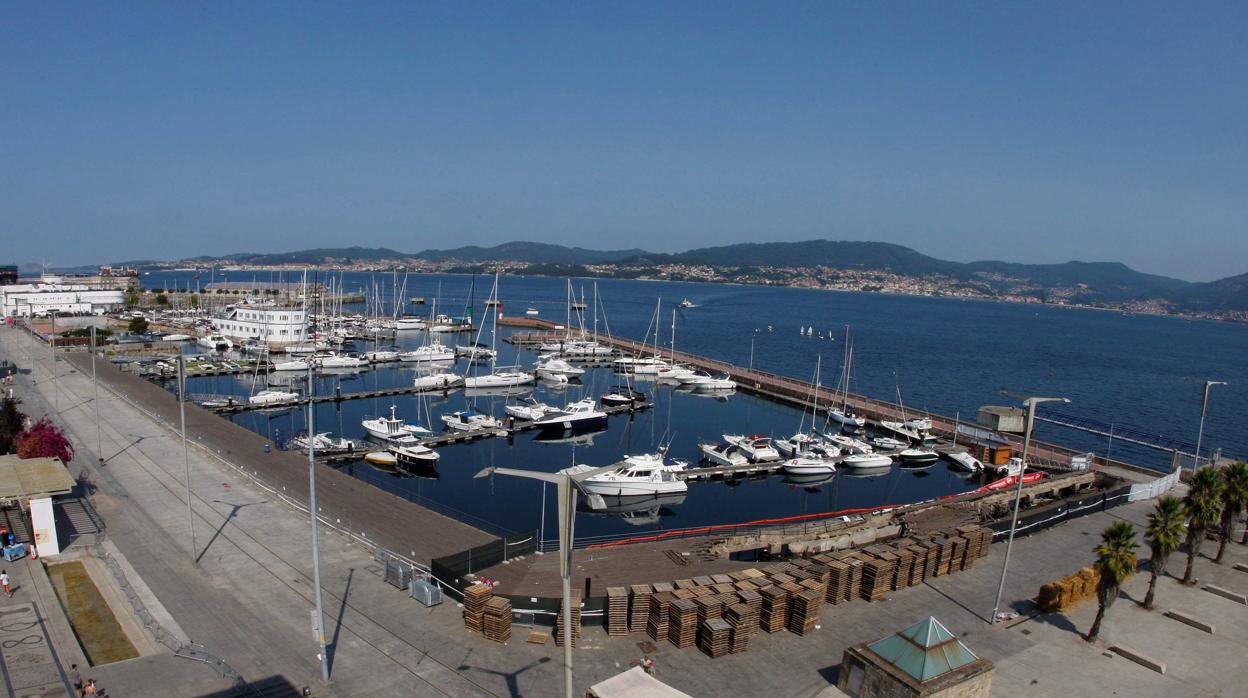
[0,283,126,317]
[210,304,308,347]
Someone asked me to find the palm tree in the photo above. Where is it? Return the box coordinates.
[1181,467,1224,584]
[1142,496,1185,609]
[1086,520,1138,642]
[1216,462,1248,561]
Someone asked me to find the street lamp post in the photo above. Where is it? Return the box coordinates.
[1193,380,1226,469]
[475,463,617,698]
[91,326,102,463]
[177,355,197,560]
[749,329,759,373]
[307,362,330,682]
[990,395,1069,624]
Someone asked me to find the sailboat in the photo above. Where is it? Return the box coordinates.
[462,274,534,389]
[776,356,832,458]
[827,327,866,428]
[614,298,669,374]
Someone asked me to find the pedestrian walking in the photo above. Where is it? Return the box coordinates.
[69,663,83,693]
[82,678,99,696]
[1,570,10,597]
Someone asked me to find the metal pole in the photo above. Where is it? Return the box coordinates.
[92,326,102,463]
[307,363,330,682]
[1193,381,1224,469]
[749,331,756,373]
[177,355,196,559]
[990,398,1037,623]
[539,481,547,551]
[51,313,59,413]
[560,481,575,698]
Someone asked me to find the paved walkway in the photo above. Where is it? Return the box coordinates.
[2,326,1245,697]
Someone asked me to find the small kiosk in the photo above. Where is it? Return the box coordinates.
[0,455,76,558]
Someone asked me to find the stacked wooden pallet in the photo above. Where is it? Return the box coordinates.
[759,585,789,633]
[825,560,852,605]
[725,602,757,654]
[462,583,492,632]
[606,587,629,636]
[860,554,897,602]
[904,542,929,586]
[914,540,940,580]
[889,544,916,590]
[958,524,992,565]
[694,596,724,625]
[788,589,822,636]
[736,588,762,617]
[667,599,699,648]
[646,592,674,641]
[554,592,582,647]
[699,618,732,658]
[930,536,955,576]
[483,596,512,644]
[629,584,653,632]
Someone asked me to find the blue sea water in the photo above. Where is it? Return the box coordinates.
[145,270,1248,542]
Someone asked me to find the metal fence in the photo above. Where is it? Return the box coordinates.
[429,530,538,597]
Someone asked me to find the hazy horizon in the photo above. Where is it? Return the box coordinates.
[4,4,1245,281]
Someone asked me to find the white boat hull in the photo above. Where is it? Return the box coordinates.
[783,458,835,475]
[579,480,688,497]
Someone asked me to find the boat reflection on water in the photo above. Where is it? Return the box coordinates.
[674,385,736,402]
[532,427,608,446]
[577,493,687,527]
[464,385,533,399]
[840,465,892,480]
[782,472,836,491]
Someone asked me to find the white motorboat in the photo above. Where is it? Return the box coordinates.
[996,457,1025,478]
[314,352,369,369]
[363,349,400,363]
[559,462,688,498]
[362,405,432,442]
[534,356,585,380]
[505,397,558,422]
[274,359,310,372]
[532,398,609,432]
[463,368,535,389]
[454,343,497,360]
[828,433,875,454]
[618,451,688,473]
[655,364,697,382]
[722,434,780,462]
[679,298,695,308]
[614,356,668,374]
[906,417,934,432]
[870,436,907,451]
[878,420,923,443]
[412,372,464,391]
[699,441,748,467]
[775,432,818,457]
[689,372,737,391]
[248,389,299,407]
[284,343,319,356]
[441,410,500,431]
[163,333,192,342]
[399,343,455,363]
[558,340,614,358]
[898,448,939,466]
[783,456,835,475]
[840,453,893,469]
[289,432,358,454]
[395,317,426,331]
[198,334,232,351]
[390,442,439,464]
[674,370,714,385]
[945,451,983,472]
[525,308,539,316]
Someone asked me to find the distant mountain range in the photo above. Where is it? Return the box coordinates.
[121,240,1245,315]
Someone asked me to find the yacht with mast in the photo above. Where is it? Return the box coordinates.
[827,326,866,428]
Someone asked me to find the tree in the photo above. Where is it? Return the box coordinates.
[15,417,74,463]
[189,293,199,309]
[1086,520,1138,642]
[128,316,149,335]
[1142,496,1185,609]
[1215,462,1248,562]
[125,291,139,308]
[0,397,25,455]
[155,293,169,306]
[1181,467,1224,584]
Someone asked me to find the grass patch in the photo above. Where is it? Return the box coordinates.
[46,560,139,665]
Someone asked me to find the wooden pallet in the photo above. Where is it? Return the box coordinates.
[699,618,732,658]
[667,599,699,648]
[646,592,674,642]
[788,589,822,636]
[606,586,629,636]
[629,584,653,633]
[483,596,512,643]
[462,583,492,632]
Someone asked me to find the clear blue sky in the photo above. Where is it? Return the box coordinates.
[3,2,1245,280]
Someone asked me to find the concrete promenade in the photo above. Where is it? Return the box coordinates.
[2,326,1246,696]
